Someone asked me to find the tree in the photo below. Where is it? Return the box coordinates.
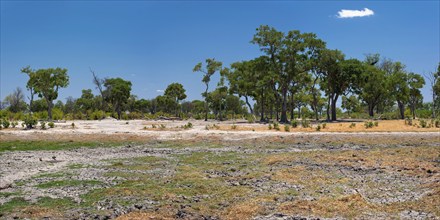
[103,78,132,120]
[193,58,222,121]
[164,83,187,117]
[341,95,361,117]
[356,63,387,117]
[407,73,425,119]
[252,25,325,123]
[21,66,38,112]
[388,62,410,119]
[424,63,440,118]
[76,89,95,115]
[90,68,107,111]
[3,87,27,113]
[21,67,69,120]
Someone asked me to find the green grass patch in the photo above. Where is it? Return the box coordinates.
[0,140,136,152]
[0,197,29,214]
[36,180,102,189]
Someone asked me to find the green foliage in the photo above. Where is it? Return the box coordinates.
[374,121,379,127]
[349,123,356,128]
[364,121,374,128]
[40,121,46,130]
[419,119,427,128]
[322,123,327,129]
[273,122,280,131]
[1,119,10,128]
[103,77,132,120]
[291,120,298,128]
[284,124,290,132]
[316,124,321,131]
[231,124,237,130]
[48,121,55,128]
[181,122,193,129]
[405,118,413,126]
[301,119,310,128]
[246,114,255,123]
[11,121,18,128]
[71,122,75,128]
[268,124,272,130]
[435,119,440,128]
[24,114,37,129]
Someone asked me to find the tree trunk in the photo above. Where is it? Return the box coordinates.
[397,101,405,119]
[47,101,53,120]
[290,94,294,120]
[204,83,209,121]
[331,94,338,121]
[260,88,265,122]
[368,103,374,117]
[433,92,436,118]
[298,105,301,119]
[280,88,288,123]
[326,95,331,121]
[244,96,253,114]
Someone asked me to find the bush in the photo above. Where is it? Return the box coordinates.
[2,119,10,128]
[435,119,440,128]
[364,121,374,129]
[273,122,280,131]
[268,124,272,130]
[71,122,76,128]
[419,119,427,128]
[291,120,298,128]
[231,124,237,130]
[246,115,255,123]
[48,122,55,128]
[24,114,38,129]
[11,121,18,128]
[181,122,193,129]
[40,121,46,130]
[301,119,310,128]
[349,123,356,128]
[322,123,327,129]
[316,124,321,131]
[405,118,413,126]
[284,124,290,132]
[374,121,379,127]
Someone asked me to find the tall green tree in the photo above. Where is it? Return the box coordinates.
[76,89,95,116]
[407,73,425,119]
[103,78,132,120]
[252,25,325,123]
[388,62,410,119]
[341,95,361,117]
[193,58,222,121]
[424,63,440,118]
[164,83,187,117]
[21,66,69,120]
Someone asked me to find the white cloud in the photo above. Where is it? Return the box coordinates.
[337,8,374,18]
[156,89,164,93]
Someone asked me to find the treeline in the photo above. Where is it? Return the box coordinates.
[1,25,440,123]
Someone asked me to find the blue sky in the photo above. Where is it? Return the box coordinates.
[1,1,439,104]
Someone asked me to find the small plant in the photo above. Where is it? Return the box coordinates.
[152,124,157,128]
[246,115,255,123]
[419,119,427,128]
[11,121,18,128]
[405,118,413,126]
[143,126,147,130]
[268,124,273,130]
[349,123,356,128]
[24,115,38,129]
[284,124,290,132]
[291,120,298,128]
[159,124,166,129]
[374,121,379,127]
[364,121,374,129]
[71,122,75,129]
[322,123,327,129]
[181,122,193,129]
[21,122,25,128]
[301,119,310,128]
[40,121,46,130]
[273,122,280,131]
[231,124,237,130]
[2,119,10,129]
[126,121,129,125]
[316,124,321,131]
[435,119,440,128]
[48,122,55,128]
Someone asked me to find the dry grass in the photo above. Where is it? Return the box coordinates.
[223,201,265,220]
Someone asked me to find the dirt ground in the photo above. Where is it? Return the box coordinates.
[0,119,439,219]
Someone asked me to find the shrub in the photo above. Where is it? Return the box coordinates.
[291,120,298,128]
[322,123,327,129]
[284,124,290,132]
[40,121,46,130]
[374,121,379,127]
[48,122,55,128]
[1,119,10,128]
[152,124,157,128]
[301,119,310,128]
[24,115,38,129]
[246,115,255,123]
[231,124,237,130]
[405,118,413,126]
[182,122,193,129]
[435,119,440,128]
[349,123,356,128]
[273,122,280,131]
[419,119,427,128]
[364,121,374,129]
[159,124,166,129]
[268,124,272,130]
[71,122,76,128]
[316,124,321,131]
[11,121,18,128]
